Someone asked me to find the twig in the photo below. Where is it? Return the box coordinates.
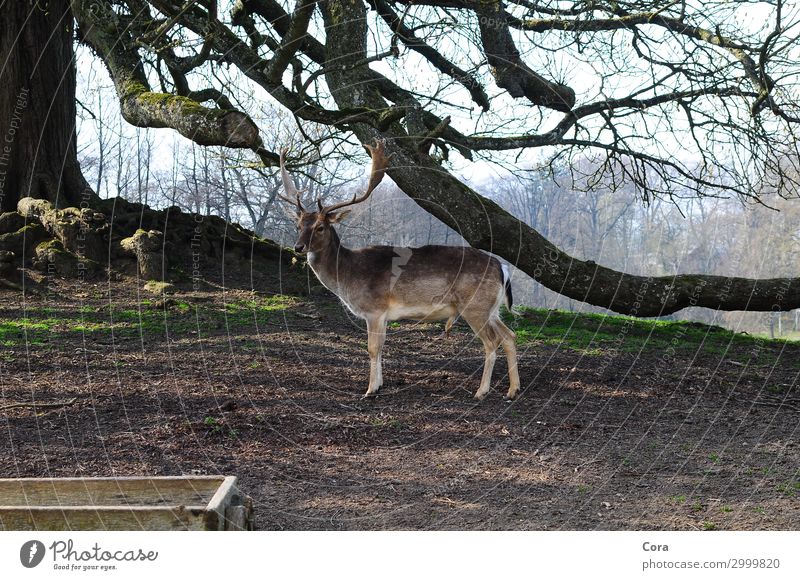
[751,399,800,413]
[0,397,78,412]
[293,312,320,320]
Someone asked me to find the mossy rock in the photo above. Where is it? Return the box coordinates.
[0,250,14,277]
[33,238,81,277]
[0,223,49,258]
[17,197,54,219]
[143,280,176,295]
[120,229,164,280]
[120,229,162,254]
[36,238,63,252]
[0,212,27,234]
[17,197,109,263]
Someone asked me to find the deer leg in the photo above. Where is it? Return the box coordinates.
[364,315,387,398]
[463,313,501,400]
[437,315,457,340]
[496,320,520,400]
[474,337,499,400]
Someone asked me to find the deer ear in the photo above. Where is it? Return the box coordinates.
[327,210,351,223]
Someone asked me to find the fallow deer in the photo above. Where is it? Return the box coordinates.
[279,140,520,400]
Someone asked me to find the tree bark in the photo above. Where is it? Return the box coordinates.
[474,1,574,112]
[0,0,95,211]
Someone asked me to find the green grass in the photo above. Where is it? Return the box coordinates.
[202,416,238,438]
[223,295,299,325]
[776,482,799,497]
[702,521,717,531]
[506,306,795,360]
[0,294,299,346]
[6,300,799,364]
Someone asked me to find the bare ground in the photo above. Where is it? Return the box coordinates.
[0,274,798,531]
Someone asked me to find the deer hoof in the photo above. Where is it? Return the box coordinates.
[361,391,378,400]
[503,393,518,402]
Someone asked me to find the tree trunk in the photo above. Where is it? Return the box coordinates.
[0,0,95,212]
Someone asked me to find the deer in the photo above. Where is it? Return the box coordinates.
[279,140,520,400]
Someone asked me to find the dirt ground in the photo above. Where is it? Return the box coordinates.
[0,273,798,531]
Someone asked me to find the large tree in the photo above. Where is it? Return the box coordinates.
[3,0,800,315]
[0,0,95,210]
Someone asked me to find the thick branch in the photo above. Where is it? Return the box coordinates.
[121,88,261,147]
[267,0,317,82]
[149,0,406,130]
[73,0,261,148]
[475,1,575,111]
[366,0,490,111]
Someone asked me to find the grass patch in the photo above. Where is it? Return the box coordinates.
[507,307,796,360]
[223,295,299,325]
[0,294,300,346]
[701,521,717,531]
[776,482,799,497]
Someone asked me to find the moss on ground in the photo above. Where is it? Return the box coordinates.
[0,294,301,346]
[4,300,798,367]
[505,306,799,363]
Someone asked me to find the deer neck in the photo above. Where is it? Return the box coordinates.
[307,227,352,294]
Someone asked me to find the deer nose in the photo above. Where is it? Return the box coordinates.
[294,244,306,253]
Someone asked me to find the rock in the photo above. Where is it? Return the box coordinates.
[0,212,27,234]
[0,223,49,258]
[17,197,54,219]
[0,250,15,277]
[17,197,109,263]
[143,281,175,295]
[120,229,164,280]
[33,239,80,277]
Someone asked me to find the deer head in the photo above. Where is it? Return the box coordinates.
[279,140,390,254]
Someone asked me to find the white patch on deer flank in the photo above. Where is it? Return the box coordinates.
[390,247,413,290]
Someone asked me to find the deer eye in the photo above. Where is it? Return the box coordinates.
[315,225,325,232]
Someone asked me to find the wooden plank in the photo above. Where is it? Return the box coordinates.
[204,476,238,530]
[224,493,254,531]
[0,477,224,507]
[0,476,253,531]
[0,506,208,531]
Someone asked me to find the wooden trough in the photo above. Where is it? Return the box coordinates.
[0,476,253,531]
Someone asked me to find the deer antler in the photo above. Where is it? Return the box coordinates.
[321,139,390,215]
[277,148,306,214]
